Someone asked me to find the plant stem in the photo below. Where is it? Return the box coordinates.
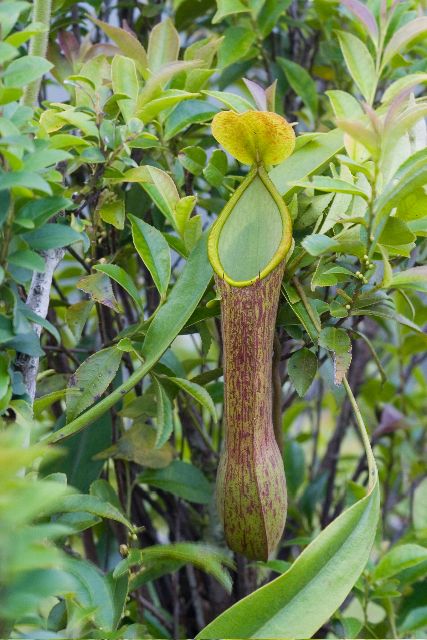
[21,0,52,107]
[343,376,377,490]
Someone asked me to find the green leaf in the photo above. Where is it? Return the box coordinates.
[178,146,207,175]
[63,557,116,630]
[128,215,171,299]
[382,16,427,69]
[91,17,148,76]
[373,544,427,582]
[218,26,255,67]
[336,30,376,103]
[137,89,198,123]
[270,129,344,196]
[3,55,52,88]
[197,476,379,638]
[400,607,427,634]
[16,196,72,227]
[0,170,51,194]
[77,272,120,312]
[164,100,218,140]
[66,347,122,422]
[293,176,368,198]
[390,266,427,293]
[124,166,179,226]
[283,440,305,497]
[23,224,85,250]
[413,477,427,533]
[96,423,173,469]
[147,18,180,73]
[213,0,251,23]
[97,190,125,230]
[7,249,45,273]
[169,376,217,421]
[48,234,213,443]
[199,371,379,639]
[153,377,174,448]
[57,493,133,531]
[374,149,427,237]
[278,58,318,117]
[288,348,317,397]
[138,460,212,504]
[202,90,254,113]
[142,233,213,362]
[94,264,143,311]
[319,327,352,385]
[203,149,228,188]
[140,543,233,592]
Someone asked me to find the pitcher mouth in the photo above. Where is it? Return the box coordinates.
[208,165,293,288]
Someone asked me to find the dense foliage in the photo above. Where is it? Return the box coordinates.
[1,0,427,638]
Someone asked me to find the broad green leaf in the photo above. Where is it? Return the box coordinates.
[137,89,198,122]
[66,347,122,422]
[77,272,120,312]
[57,494,133,531]
[128,214,171,299]
[111,55,138,122]
[288,348,317,397]
[340,0,378,43]
[203,149,228,187]
[202,89,254,113]
[3,56,52,88]
[258,0,292,37]
[97,190,125,230]
[213,0,250,23]
[153,377,174,448]
[279,58,318,117]
[169,376,217,421]
[91,17,148,76]
[0,170,51,194]
[63,557,116,630]
[390,266,427,293]
[373,544,427,582]
[270,129,344,196]
[375,149,427,224]
[126,166,179,226]
[197,377,379,639]
[283,440,305,497]
[164,100,218,140]
[400,607,427,634]
[48,234,213,443]
[218,26,255,67]
[382,17,427,69]
[23,224,85,250]
[326,90,364,119]
[142,233,212,362]
[147,18,180,73]
[413,477,427,533]
[178,146,207,175]
[175,195,197,237]
[94,263,143,310]
[96,423,173,469]
[293,176,369,198]
[7,249,45,273]
[140,543,233,592]
[319,327,352,385]
[16,196,72,227]
[336,31,376,103]
[382,73,427,105]
[138,460,212,504]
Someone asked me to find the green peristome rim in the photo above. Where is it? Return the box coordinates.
[208,164,293,287]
